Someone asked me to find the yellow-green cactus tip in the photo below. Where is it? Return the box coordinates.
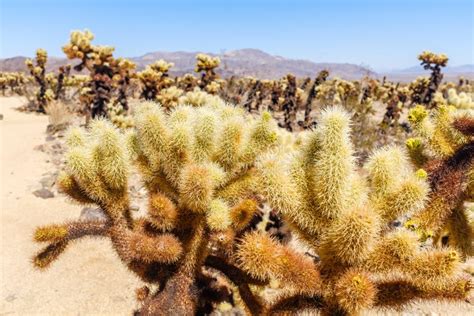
[447,250,459,262]
[406,138,422,150]
[261,111,272,122]
[408,105,428,124]
[404,219,417,230]
[415,169,428,179]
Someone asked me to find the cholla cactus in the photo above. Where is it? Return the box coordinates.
[63,30,135,119]
[137,60,174,100]
[45,65,72,101]
[113,58,136,111]
[25,49,52,112]
[156,86,184,109]
[281,74,298,132]
[176,73,198,92]
[32,101,283,315]
[447,88,474,109]
[303,70,329,128]
[409,76,431,105]
[107,102,134,129]
[417,51,449,107]
[250,107,470,314]
[407,105,474,257]
[195,53,220,90]
[178,87,225,107]
[0,72,28,96]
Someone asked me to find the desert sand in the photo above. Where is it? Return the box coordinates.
[1,97,140,316]
[0,96,472,315]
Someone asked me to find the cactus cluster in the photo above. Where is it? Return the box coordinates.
[32,97,472,314]
[195,53,221,93]
[25,49,52,112]
[407,104,474,258]
[137,60,174,100]
[252,107,471,314]
[62,30,136,119]
[33,101,284,315]
[417,51,449,107]
[0,72,28,96]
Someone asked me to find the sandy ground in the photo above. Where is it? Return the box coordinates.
[1,97,141,316]
[0,96,472,315]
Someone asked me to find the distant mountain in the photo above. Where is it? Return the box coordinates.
[384,64,474,82]
[0,49,375,80]
[393,64,474,74]
[3,49,470,82]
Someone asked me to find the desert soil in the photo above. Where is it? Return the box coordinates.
[1,97,141,316]
[0,96,472,315]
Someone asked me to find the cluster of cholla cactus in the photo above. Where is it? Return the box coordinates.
[25,49,52,112]
[32,101,283,315]
[137,60,174,100]
[416,51,449,107]
[0,72,28,96]
[447,88,474,109]
[254,107,472,314]
[63,30,136,119]
[45,65,72,101]
[406,103,474,258]
[303,70,329,128]
[25,49,74,112]
[32,98,472,314]
[195,53,221,93]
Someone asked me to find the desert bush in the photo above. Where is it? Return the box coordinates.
[44,101,73,134]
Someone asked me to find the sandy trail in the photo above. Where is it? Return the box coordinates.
[1,97,140,316]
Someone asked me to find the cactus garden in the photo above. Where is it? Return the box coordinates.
[1,1,473,315]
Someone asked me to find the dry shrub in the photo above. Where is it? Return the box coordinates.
[45,101,72,134]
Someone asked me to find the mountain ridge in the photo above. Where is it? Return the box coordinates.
[1,49,472,81]
[0,48,375,80]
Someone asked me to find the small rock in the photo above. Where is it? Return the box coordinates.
[34,144,46,152]
[33,188,54,199]
[45,135,55,142]
[80,207,108,221]
[5,294,16,302]
[40,177,55,189]
[0,114,4,120]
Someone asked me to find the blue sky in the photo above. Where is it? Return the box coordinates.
[0,0,472,71]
